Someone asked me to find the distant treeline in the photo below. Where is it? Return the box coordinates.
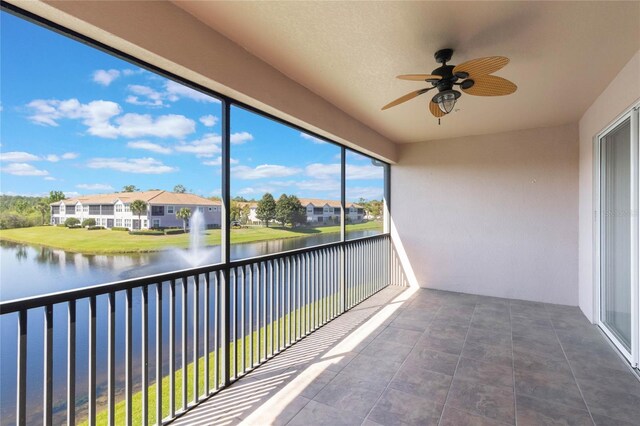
[0,191,65,229]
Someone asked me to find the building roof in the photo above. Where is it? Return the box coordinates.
[298,198,361,209]
[51,190,221,206]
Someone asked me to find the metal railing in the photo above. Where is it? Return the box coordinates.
[0,234,408,426]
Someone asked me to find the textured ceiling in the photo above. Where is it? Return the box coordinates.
[174,1,640,143]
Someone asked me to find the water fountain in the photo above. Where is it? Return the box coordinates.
[173,209,215,267]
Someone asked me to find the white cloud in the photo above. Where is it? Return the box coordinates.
[300,132,327,144]
[26,98,195,139]
[125,85,164,107]
[62,152,79,160]
[45,154,60,162]
[93,69,120,86]
[64,191,80,198]
[77,183,115,191]
[232,164,302,180]
[296,179,340,192]
[347,186,384,200]
[127,140,172,154]
[122,68,144,76]
[237,186,278,196]
[304,163,382,180]
[44,176,56,181]
[0,151,40,162]
[202,156,239,166]
[87,157,177,174]
[165,80,218,103]
[1,163,49,176]
[115,113,195,139]
[175,133,222,157]
[199,115,218,127]
[231,131,253,145]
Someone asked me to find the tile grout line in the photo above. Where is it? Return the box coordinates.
[508,302,517,426]
[360,298,445,426]
[436,299,478,426]
[545,304,597,426]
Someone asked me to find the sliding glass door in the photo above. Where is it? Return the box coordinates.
[598,106,639,366]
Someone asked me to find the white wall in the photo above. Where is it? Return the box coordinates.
[578,50,640,322]
[392,124,579,305]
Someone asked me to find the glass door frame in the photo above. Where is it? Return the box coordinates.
[593,102,639,367]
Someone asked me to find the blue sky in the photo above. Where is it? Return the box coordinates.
[0,11,384,202]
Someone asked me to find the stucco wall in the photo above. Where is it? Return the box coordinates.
[578,50,640,322]
[392,124,579,305]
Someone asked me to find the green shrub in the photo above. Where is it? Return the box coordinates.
[64,217,81,227]
[111,227,129,231]
[129,230,163,236]
[164,229,185,235]
[68,224,82,229]
[81,218,96,227]
[87,225,104,230]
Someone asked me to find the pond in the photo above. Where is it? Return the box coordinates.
[0,229,380,425]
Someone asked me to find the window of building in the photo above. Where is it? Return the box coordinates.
[124,219,131,228]
[124,204,130,213]
[167,205,174,214]
[151,206,164,216]
[198,206,204,213]
[115,204,123,213]
[115,219,122,227]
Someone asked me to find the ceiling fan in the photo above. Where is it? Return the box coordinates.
[381,48,517,120]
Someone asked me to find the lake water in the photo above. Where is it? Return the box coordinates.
[0,229,379,425]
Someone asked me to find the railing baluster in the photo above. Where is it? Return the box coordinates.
[88,296,96,426]
[169,280,176,418]
[306,253,310,335]
[181,277,188,411]
[141,286,148,425]
[232,268,237,379]
[262,262,267,361]
[67,301,76,426]
[248,265,253,368]
[269,260,274,357]
[108,293,116,426]
[213,272,219,390]
[16,310,27,426]
[193,275,199,402]
[239,267,244,374]
[125,289,132,426]
[43,305,52,426]
[204,273,210,394]
[156,283,163,425]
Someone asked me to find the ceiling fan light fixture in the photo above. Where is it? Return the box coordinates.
[433,90,461,114]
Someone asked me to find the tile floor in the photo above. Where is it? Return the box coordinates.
[171,287,640,426]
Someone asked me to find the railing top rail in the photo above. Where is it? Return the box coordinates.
[0,233,389,314]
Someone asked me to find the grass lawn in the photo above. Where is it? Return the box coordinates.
[0,222,382,255]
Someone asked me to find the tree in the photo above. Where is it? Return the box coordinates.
[230,200,241,223]
[256,193,276,227]
[173,184,187,193]
[49,191,66,203]
[35,201,49,225]
[130,200,147,229]
[240,204,251,224]
[14,200,30,215]
[276,194,306,227]
[122,185,139,193]
[176,207,191,231]
[233,196,248,202]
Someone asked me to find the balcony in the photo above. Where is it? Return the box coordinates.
[1,1,640,426]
